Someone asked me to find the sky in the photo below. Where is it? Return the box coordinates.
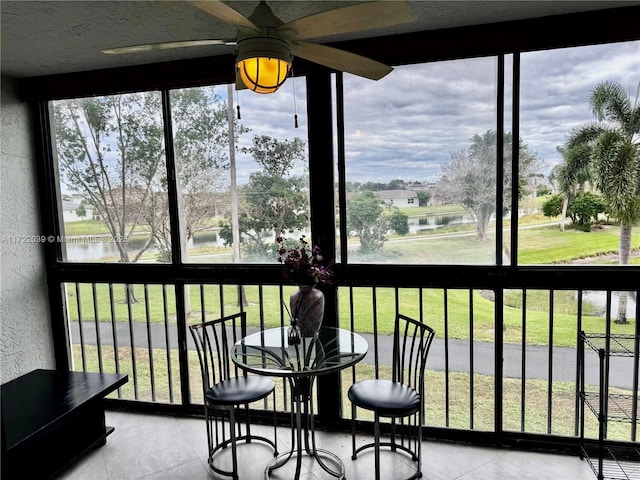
[56,39,639,195]
[223,39,639,185]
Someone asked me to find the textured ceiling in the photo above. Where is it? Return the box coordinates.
[2,0,639,79]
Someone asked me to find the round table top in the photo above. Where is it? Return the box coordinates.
[231,326,368,378]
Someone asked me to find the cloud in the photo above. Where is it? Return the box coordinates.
[519,42,639,169]
[344,40,639,181]
[221,40,638,184]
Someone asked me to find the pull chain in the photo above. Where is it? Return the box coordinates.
[236,89,241,119]
[292,73,298,128]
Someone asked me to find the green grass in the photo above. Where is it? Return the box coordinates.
[63,219,113,235]
[76,345,635,442]
[68,282,637,348]
[66,210,639,445]
[63,219,156,241]
[396,205,467,217]
[351,223,639,265]
[517,225,631,264]
[64,216,638,346]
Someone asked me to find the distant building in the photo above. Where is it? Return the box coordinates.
[410,182,436,191]
[62,200,94,222]
[375,190,419,208]
[526,173,552,197]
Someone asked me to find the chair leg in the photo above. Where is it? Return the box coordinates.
[272,390,278,456]
[374,412,381,480]
[205,409,212,464]
[351,402,357,460]
[413,413,422,460]
[391,417,397,452]
[416,420,422,478]
[229,408,239,480]
[244,403,251,443]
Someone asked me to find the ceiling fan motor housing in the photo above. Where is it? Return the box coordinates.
[236,36,291,93]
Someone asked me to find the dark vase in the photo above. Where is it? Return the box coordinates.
[290,285,325,337]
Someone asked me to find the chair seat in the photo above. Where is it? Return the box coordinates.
[206,376,275,406]
[348,379,419,417]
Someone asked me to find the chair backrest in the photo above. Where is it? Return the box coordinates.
[391,314,435,395]
[189,312,247,392]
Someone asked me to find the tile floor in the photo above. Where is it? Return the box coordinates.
[53,410,594,480]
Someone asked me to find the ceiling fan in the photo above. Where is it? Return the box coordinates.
[102,0,418,94]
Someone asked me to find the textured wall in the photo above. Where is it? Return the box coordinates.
[1,76,55,383]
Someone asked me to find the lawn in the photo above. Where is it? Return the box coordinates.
[67,281,637,348]
[65,214,639,446]
[75,345,634,442]
[64,216,638,347]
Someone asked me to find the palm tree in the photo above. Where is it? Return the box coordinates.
[552,146,593,232]
[564,80,640,323]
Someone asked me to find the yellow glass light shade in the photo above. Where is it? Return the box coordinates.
[237,56,290,94]
[235,36,292,94]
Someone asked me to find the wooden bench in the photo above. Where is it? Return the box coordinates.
[1,369,128,480]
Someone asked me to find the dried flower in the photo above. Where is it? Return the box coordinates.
[276,236,334,286]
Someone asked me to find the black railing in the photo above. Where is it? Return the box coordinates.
[64,281,639,445]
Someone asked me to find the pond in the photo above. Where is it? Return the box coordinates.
[64,230,227,262]
[581,290,638,318]
[407,213,472,233]
[65,213,474,261]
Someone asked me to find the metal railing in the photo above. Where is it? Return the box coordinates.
[64,281,639,444]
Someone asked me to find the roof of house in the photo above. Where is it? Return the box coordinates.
[375,190,417,200]
[61,200,80,210]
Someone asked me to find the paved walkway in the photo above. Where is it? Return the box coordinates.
[70,321,636,389]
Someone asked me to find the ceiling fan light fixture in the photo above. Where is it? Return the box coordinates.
[236,36,291,94]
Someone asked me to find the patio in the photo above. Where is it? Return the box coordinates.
[53,410,592,480]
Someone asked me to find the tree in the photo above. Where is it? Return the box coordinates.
[416,190,431,207]
[55,93,165,267]
[387,179,407,190]
[147,87,247,262]
[564,80,640,323]
[542,192,607,231]
[347,191,390,253]
[551,146,593,232]
[55,93,167,303]
[542,194,564,218]
[388,208,409,235]
[435,130,539,241]
[569,192,607,232]
[220,135,308,260]
[75,202,87,219]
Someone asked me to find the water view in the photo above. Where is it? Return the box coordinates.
[64,213,474,262]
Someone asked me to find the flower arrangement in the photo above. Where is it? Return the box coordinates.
[276,236,334,286]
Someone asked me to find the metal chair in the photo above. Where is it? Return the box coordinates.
[348,314,435,480]
[189,312,278,480]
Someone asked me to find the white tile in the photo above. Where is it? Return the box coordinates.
[51,412,597,480]
[422,442,505,480]
[208,441,282,479]
[102,422,200,480]
[54,447,108,480]
[143,459,212,480]
[345,448,418,480]
[106,410,179,441]
[496,449,593,480]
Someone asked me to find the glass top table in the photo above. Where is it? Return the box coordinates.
[232,326,368,377]
[232,326,368,480]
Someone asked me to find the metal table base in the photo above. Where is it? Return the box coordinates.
[265,376,345,480]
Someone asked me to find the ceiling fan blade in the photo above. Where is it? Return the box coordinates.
[102,39,234,55]
[292,42,393,81]
[189,0,258,30]
[280,1,417,40]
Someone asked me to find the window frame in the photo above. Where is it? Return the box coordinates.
[26,5,640,443]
